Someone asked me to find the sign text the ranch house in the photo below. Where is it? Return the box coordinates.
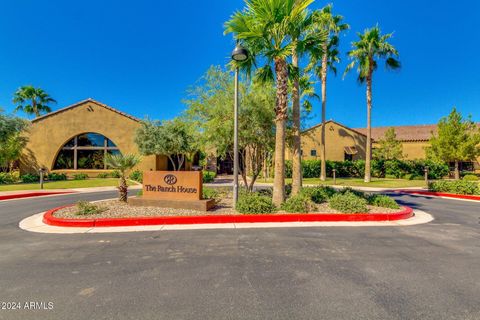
[142,171,203,201]
[145,184,198,194]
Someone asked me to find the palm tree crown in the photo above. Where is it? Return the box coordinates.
[13,86,56,118]
[344,26,400,81]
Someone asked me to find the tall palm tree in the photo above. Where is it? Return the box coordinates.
[309,5,349,181]
[105,153,141,202]
[225,0,314,206]
[344,25,401,182]
[13,86,56,118]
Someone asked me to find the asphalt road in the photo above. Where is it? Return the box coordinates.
[0,191,479,320]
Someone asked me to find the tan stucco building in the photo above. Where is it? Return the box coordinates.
[294,121,480,173]
[20,99,169,176]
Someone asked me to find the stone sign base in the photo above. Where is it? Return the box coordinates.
[128,197,215,212]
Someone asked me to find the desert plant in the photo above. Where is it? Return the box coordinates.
[463,174,479,181]
[0,172,18,184]
[21,173,40,183]
[129,170,143,183]
[367,194,400,209]
[281,194,314,213]
[300,187,330,204]
[202,187,220,202]
[73,173,88,180]
[97,172,110,179]
[329,192,368,213]
[105,153,141,202]
[202,171,216,183]
[110,170,121,178]
[236,193,276,214]
[76,201,105,216]
[47,173,67,181]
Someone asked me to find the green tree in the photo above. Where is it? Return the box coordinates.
[428,108,480,180]
[373,128,403,160]
[344,25,401,182]
[0,110,29,172]
[225,0,314,206]
[184,66,276,191]
[105,153,141,202]
[308,4,349,181]
[135,118,197,171]
[13,86,56,118]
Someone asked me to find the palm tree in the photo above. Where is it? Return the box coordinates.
[309,5,349,181]
[13,86,56,118]
[225,0,314,206]
[344,25,401,182]
[105,153,141,202]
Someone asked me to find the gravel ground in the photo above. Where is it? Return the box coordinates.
[54,197,402,219]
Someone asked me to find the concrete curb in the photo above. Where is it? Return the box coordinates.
[399,190,480,202]
[42,205,414,228]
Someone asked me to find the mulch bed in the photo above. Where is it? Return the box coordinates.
[54,197,403,220]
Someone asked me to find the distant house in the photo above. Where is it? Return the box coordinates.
[289,120,480,174]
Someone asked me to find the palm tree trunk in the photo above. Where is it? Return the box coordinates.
[364,72,373,183]
[272,58,288,207]
[119,176,128,202]
[32,99,38,118]
[291,50,302,196]
[320,47,328,181]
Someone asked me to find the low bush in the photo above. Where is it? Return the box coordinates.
[236,193,276,214]
[110,170,121,178]
[300,187,332,204]
[463,174,479,181]
[76,201,105,216]
[202,187,219,202]
[136,190,143,196]
[97,173,110,179]
[21,173,40,183]
[284,183,292,197]
[367,194,400,209]
[129,170,143,183]
[202,171,216,183]
[281,194,314,213]
[329,192,368,213]
[48,173,67,181]
[338,187,366,198]
[73,173,88,180]
[429,180,480,195]
[0,172,18,184]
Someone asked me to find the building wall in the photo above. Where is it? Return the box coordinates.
[20,101,167,175]
[287,122,367,162]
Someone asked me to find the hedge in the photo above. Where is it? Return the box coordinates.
[285,159,449,180]
[429,180,480,195]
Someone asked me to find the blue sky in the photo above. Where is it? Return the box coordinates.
[0,0,479,128]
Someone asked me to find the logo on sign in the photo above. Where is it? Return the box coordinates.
[164,174,177,185]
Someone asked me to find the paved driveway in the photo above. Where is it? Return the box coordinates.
[0,192,479,320]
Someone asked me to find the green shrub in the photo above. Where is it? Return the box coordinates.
[0,172,18,184]
[129,170,143,183]
[281,194,314,213]
[367,194,400,209]
[236,193,276,214]
[47,173,67,181]
[110,170,121,178]
[284,183,292,197]
[73,173,88,180]
[257,188,273,197]
[136,190,143,196]
[329,192,368,213]
[202,187,219,202]
[338,187,366,198]
[463,174,479,181]
[202,171,216,183]
[21,173,40,183]
[97,173,110,179]
[429,180,480,195]
[76,201,105,216]
[300,186,331,204]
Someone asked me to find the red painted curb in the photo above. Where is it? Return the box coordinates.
[0,191,74,201]
[43,206,414,228]
[399,190,480,201]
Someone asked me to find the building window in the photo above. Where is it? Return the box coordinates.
[344,152,353,161]
[53,133,121,170]
[310,149,317,157]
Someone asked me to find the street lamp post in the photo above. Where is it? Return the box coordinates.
[231,44,249,207]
